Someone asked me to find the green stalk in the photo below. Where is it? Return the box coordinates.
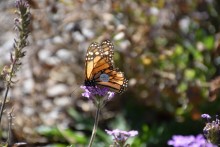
[88,99,101,147]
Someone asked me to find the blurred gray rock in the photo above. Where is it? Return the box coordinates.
[54,96,70,106]
[56,49,72,62]
[47,84,68,97]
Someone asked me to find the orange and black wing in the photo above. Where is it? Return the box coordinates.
[85,42,111,82]
[97,68,128,93]
[85,40,128,93]
[101,40,114,67]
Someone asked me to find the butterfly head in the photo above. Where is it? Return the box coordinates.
[84,79,96,86]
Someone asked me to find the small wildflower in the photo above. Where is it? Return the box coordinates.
[14,0,30,49]
[201,114,211,122]
[15,0,29,9]
[0,0,31,124]
[1,0,31,83]
[81,86,115,106]
[105,129,138,146]
[81,86,112,98]
[202,114,220,145]
[167,134,216,147]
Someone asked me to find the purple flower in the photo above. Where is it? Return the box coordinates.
[168,134,216,147]
[201,114,220,145]
[201,114,211,122]
[105,129,138,146]
[15,0,29,9]
[81,86,115,105]
[14,0,30,50]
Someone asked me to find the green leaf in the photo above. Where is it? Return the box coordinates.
[177,82,187,93]
[174,44,183,56]
[58,128,87,144]
[67,108,82,121]
[203,36,214,50]
[47,144,67,147]
[184,68,196,80]
[36,126,62,137]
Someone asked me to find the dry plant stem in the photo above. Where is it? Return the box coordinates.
[88,99,101,147]
[0,86,9,124]
[7,108,14,145]
[0,60,16,124]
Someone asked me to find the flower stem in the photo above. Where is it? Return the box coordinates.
[0,85,10,124]
[0,59,16,124]
[88,99,101,147]
[7,108,14,146]
[0,55,17,125]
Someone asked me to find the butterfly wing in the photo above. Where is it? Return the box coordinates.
[101,40,114,67]
[97,69,128,93]
[85,42,111,83]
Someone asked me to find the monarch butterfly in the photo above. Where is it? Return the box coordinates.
[84,40,128,93]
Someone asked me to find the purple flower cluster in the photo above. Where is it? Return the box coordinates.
[1,0,30,83]
[15,0,29,9]
[168,134,216,147]
[81,86,115,101]
[201,114,220,145]
[105,129,138,146]
[201,114,211,121]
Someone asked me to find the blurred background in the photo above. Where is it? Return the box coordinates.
[0,0,220,146]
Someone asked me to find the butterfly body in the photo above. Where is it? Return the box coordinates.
[84,40,128,93]
[84,79,96,86]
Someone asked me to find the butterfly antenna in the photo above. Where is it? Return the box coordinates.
[70,86,81,98]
